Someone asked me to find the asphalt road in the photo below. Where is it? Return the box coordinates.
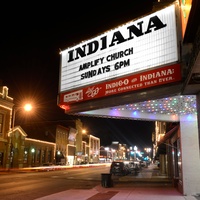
[0,165,111,200]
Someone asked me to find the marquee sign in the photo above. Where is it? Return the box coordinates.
[59,5,178,93]
[59,63,181,106]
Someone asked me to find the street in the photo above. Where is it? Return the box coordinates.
[0,165,110,200]
[1,163,198,200]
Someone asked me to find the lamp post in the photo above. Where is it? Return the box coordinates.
[134,146,138,161]
[7,103,33,169]
[144,147,152,161]
[31,148,35,165]
[104,147,109,162]
[111,149,116,161]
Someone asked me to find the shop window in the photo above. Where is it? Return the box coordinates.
[42,150,46,163]
[47,150,52,163]
[36,149,41,163]
[0,152,3,166]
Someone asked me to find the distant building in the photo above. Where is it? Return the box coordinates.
[82,134,100,163]
[19,126,56,168]
[0,85,101,169]
[0,86,14,168]
[21,120,77,166]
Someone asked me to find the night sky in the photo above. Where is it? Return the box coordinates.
[0,1,155,149]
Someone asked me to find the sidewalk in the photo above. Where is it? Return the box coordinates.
[35,183,198,200]
[35,164,199,200]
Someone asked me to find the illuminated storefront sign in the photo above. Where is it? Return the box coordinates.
[60,5,178,93]
[59,63,181,105]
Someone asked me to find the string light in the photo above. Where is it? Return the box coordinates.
[110,95,197,115]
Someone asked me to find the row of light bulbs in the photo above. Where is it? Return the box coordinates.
[111,95,197,115]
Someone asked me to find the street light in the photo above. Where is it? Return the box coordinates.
[12,103,33,129]
[31,148,35,164]
[82,129,87,134]
[24,103,32,112]
[7,103,33,169]
[111,149,116,161]
[144,147,152,159]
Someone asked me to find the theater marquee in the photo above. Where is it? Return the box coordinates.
[59,5,180,109]
[60,5,178,92]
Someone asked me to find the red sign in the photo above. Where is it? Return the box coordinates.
[59,64,181,107]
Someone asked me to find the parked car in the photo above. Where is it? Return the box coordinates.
[128,161,140,174]
[140,160,147,167]
[110,161,129,176]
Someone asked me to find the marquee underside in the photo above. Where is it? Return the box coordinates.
[72,94,197,122]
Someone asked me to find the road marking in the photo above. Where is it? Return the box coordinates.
[51,176,59,178]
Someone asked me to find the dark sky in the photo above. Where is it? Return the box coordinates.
[0,1,155,149]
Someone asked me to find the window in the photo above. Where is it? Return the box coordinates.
[36,149,41,163]
[47,150,52,163]
[0,114,3,136]
[0,152,3,166]
[42,150,46,163]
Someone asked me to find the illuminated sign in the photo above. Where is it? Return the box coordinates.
[68,128,77,142]
[60,5,178,93]
[59,63,181,105]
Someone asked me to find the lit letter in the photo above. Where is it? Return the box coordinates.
[100,36,107,50]
[145,16,167,34]
[74,45,86,60]
[109,31,127,47]
[87,41,99,56]
[68,49,74,62]
[127,21,144,40]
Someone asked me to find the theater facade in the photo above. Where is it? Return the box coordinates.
[58,1,200,196]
